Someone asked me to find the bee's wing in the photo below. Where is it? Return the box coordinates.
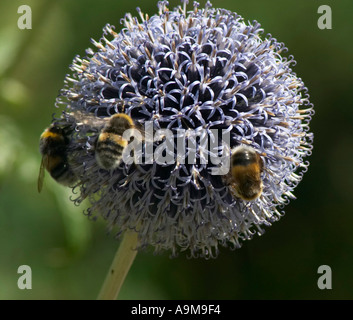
[66,111,108,131]
[37,156,47,193]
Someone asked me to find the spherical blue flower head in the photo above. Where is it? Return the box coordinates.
[55,1,314,258]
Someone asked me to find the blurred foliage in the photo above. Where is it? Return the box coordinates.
[0,0,352,300]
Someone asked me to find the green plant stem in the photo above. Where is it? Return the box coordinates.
[97,231,139,300]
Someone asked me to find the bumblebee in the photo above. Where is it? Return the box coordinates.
[225,145,264,201]
[95,113,136,170]
[38,124,77,192]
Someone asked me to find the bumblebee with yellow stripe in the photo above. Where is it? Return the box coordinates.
[225,145,264,201]
[95,113,135,170]
[38,124,77,192]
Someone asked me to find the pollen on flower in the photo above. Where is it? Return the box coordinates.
[49,0,314,258]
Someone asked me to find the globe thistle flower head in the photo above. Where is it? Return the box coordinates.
[53,0,314,258]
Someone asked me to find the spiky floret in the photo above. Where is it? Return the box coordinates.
[54,1,314,258]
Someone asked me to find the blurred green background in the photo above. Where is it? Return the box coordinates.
[0,0,352,300]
